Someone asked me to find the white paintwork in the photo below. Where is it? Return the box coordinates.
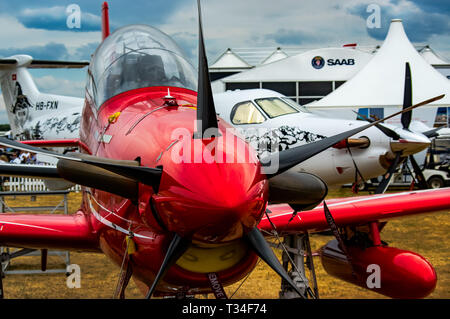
[0,55,84,140]
[214,89,398,187]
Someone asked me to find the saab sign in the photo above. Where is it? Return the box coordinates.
[312,56,355,69]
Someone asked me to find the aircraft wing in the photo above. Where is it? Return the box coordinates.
[0,211,99,251]
[21,139,90,153]
[259,188,450,234]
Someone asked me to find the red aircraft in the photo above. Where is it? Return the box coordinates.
[0,1,448,299]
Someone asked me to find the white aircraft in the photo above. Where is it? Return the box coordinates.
[0,54,88,140]
[213,87,433,194]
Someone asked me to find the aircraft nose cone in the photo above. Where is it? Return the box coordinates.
[390,130,431,156]
[153,162,268,244]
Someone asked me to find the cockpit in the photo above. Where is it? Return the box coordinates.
[88,25,197,107]
[230,97,309,125]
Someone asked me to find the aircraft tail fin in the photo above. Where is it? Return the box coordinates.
[0,55,88,138]
[102,2,110,40]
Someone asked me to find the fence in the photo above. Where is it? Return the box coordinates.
[1,177,81,192]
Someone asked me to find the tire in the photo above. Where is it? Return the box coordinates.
[427,176,445,189]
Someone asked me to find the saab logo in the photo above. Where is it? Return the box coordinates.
[12,74,16,81]
[327,59,355,66]
[311,56,325,69]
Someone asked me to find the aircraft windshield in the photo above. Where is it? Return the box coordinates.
[255,97,299,118]
[281,98,311,113]
[90,25,197,106]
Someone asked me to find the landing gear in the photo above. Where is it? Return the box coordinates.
[278,233,319,299]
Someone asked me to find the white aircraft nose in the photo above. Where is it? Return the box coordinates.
[390,129,431,156]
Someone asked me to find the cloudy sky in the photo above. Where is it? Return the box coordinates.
[0,0,449,123]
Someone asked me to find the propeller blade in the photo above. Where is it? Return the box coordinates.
[245,227,306,298]
[0,137,162,192]
[57,159,139,201]
[422,127,440,138]
[262,94,444,177]
[145,234,190,299]
[401,62,412,130]
[353,110,400,140]
[193,0,220,139]
[375,152,402,194]
[0,163,60,179]
[409,155,429,189]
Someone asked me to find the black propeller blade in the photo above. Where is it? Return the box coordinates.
[354,63,413,139]
[401,62,412,130]
[0,163,60,179]
[375,152,402,194]
[422,127,441,138]
[193,0,220,139]
[0,137,162,192]
[409,154,429,189]
[353,110,400,140]
[145,234,190,299]
[245,227,306,298]
[261,93,444,178]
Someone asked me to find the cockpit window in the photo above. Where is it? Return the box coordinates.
[281,98,311,113]
[90,25,197,107]
[231,101,266,125]
[255,98,299,118]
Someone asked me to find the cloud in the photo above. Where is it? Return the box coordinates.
[160,0,370,61]
[0,42,69,60]
[18,6,102,32]
[34,75,85,97]
[0,15,101,53]
[345,0,450,42]
[0,40,99,61]
[265,29,322,46]
[409,0,450,15]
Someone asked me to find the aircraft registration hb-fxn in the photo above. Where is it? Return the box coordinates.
[0,56,88,140]
[0,1,448,299]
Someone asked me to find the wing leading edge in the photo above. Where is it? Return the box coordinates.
[0,211,99,251]
[260,188,450,234]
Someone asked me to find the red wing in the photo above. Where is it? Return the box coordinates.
[259,188,450,234]
[22,139,90,153]
[0,211,99,251]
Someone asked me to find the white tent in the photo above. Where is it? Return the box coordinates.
[420,46,449,66]
[217,47,372,83]
[261,47,288,65]
[309,19,450,111]
[209,48,252,71]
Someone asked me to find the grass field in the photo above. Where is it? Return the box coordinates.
[1,188,448,299]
